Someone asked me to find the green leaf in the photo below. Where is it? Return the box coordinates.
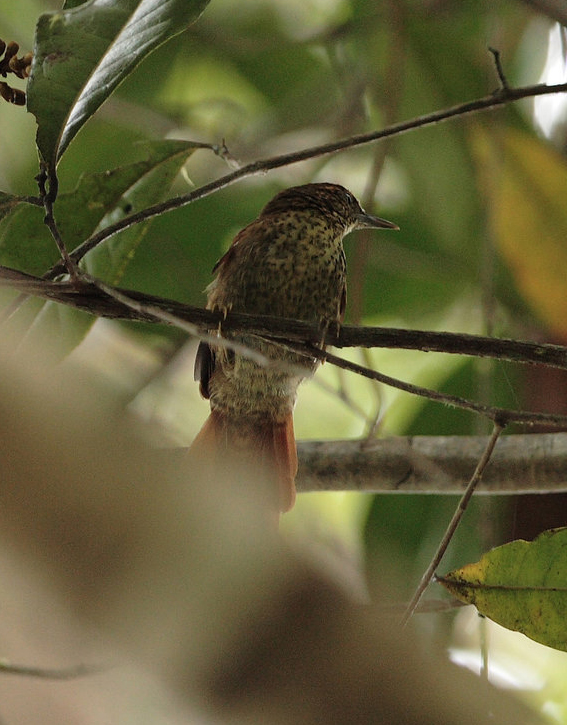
[0,140,199,276]
[438,528,567,652]
[27,0,210,168]
[0,204,56,274]
[0,193,35,223]
[82,139,200,283]
[0,140,198,359]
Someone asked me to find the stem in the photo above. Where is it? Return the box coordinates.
[401,422,504,626]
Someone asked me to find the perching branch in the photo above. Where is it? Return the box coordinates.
[2,266,567,429]
[2,266,567,370]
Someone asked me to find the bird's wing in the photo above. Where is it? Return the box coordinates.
[339,281,347,323]
[211,219,269,275]
[194,340,215,399]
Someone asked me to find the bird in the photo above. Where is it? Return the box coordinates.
[190,182,398,515]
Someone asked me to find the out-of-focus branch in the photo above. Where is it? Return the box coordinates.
[295,432,567,494]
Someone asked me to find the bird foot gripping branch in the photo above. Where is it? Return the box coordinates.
[190,183,398,517]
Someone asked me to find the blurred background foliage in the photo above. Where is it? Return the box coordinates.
[1,0,567,717]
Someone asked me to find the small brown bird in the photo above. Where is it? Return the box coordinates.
[191,183,398,514]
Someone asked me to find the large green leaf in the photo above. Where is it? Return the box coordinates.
[0,140,199,276]
[3,139,198,357]
[82,139,200,283]
[27,0,210,169]
[439,528,567,652]
[0,193,35,224]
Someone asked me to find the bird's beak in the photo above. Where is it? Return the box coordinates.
[356,212,399,231]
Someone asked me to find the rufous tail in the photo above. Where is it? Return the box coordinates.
[189,410,297,513]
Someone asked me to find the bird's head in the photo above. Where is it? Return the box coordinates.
[259,182,398,236]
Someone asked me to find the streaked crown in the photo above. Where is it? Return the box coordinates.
[259,183,398,233]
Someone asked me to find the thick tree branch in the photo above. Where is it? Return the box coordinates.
[296,432,567,494]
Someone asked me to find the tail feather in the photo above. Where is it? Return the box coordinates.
[271,416,297,512]
[189,410,297,514]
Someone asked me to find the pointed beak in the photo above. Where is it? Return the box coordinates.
[356,212,399,231]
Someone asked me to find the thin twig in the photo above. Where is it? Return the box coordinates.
[313,347,567,427]
[0,659,100,679]
[42,80,567,279]
[401,422,505,626]
[89,277,272,369]
[488,47,510,91]
[312,375,370,422]
[36,166,77,279]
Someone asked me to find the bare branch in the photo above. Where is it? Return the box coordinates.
[309,346,567,427]
[296,432,567,494]
[35,165,77,278]
[1,267,566,370]
[42,80,567,279]
[488,47,510,91]
[89,276,272,368]
[2,267,567,426]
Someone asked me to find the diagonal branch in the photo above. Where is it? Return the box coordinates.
[2,266,567,428]
[307,346,567,427]
[42,80,567,279]
[401,422,505,625]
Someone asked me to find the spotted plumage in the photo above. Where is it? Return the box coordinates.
[191,182,398,513]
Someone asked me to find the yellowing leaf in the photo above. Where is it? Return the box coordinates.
[438,527,567,651]
[472,126,567,339]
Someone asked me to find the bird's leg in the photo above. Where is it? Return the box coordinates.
[317,316,340,348]
[317,319,329,350]
[210,302,232,360]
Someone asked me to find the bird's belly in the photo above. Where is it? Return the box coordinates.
[208,339,306,421]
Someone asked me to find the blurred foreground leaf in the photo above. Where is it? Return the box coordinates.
[439,527,567,652]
